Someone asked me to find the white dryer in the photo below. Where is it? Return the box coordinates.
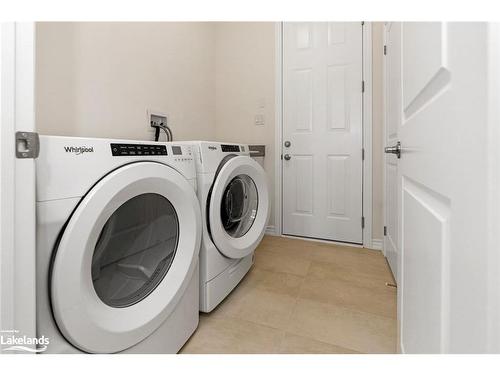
[185,141,270,312]
[36,136,202,353]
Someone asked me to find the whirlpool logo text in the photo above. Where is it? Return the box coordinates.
[64,146,94,155]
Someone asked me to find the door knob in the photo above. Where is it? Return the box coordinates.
[384,141,401,159]
[284,141,291,148]
[284,154,291,161]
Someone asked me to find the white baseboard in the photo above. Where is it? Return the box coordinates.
[371,238,383,251]
[265,225,277,236]
[265,228,382,250]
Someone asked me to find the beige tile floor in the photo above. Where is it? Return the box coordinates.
[180,235,397,354]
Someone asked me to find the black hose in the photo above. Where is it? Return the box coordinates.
[152,123,173,142]
[154,126,160,142]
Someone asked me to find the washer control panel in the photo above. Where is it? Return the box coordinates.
[221,144,240,153]
[173,145,193,162]
[111,143,167,156]
[172,145,182,155]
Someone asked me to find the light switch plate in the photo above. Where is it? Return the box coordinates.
[254,114,265,126]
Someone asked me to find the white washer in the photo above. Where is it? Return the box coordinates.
[36,136,202,353]
[181,141,270,312]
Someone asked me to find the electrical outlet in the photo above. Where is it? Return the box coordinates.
[147,109,168,133]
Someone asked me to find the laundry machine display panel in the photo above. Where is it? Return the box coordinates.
[171,146,182,155]
[221,144,240,152]
[110,143,167,156]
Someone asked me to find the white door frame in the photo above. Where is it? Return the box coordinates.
[274,22,374,249]
[0,22,37,350]
[486,22,500,353]
[382,22,391,262]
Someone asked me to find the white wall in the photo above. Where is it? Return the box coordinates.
[36,21,277,226]
[214,22,276,228]
[36,22,216,141]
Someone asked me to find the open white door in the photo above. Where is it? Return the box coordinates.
[386,22,500,353]
[0,23,37,353]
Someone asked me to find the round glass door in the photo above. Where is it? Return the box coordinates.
[91,193,179,308]
[220,175,258,238]
[208,156,270,259]
[50,161,202,353]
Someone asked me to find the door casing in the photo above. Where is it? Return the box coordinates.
[0,22,37,351]
[382,22,400,279]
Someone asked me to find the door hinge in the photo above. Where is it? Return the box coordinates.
[361,21,365,26]
[384,45,387,55]
[384,226,387,236]
[361,80,365,93]
[15,131,40,159]
[361,217,365,229]
[362,148,365,161]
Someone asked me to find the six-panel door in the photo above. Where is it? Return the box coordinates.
[282,22,364,244]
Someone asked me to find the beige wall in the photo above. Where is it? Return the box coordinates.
[36,22,216,141]
[35,21,383,240]
[214,22,276,228]
[372,22,384,240]
[36,21,277,226]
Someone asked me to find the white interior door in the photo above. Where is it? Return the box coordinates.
[0,23,37,352]
[282,22,363,244]
[383,22,400,280]
[390,22,499,353]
